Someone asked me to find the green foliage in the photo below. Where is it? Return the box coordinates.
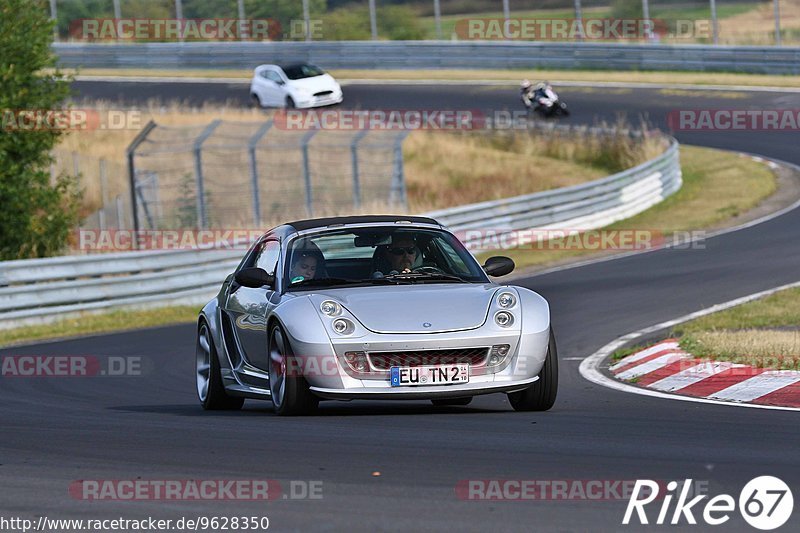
[611,0,643,20]
[0,0,80,259]
[322,4,425,41]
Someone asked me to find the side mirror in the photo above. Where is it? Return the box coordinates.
[483,256,515,277]
[235,267,274,289]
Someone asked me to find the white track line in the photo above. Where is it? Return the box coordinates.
[710,371,800,402]
[578,280,800,412]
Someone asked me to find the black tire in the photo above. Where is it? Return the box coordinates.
[507,329,558,411]
[250,93,262,108]
[268,323,319,416]
[285,96,296,109]
[196,321,244,411]
[431,397,473,406]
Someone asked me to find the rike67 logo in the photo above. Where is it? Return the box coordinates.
[623,477,793,530]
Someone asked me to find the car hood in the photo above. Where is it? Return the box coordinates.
[313,284,500,334]
[287,74,339,92]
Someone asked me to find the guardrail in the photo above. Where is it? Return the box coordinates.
[0,138,680,331]
[54,41,800,75]
[428,138,681,248]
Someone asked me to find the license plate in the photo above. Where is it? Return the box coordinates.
[390,364,469,387]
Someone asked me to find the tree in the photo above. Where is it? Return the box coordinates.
[0,0,80,259]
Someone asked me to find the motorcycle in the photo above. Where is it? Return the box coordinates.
[523,85,570,118]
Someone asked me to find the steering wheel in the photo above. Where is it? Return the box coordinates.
[412,265,446,275]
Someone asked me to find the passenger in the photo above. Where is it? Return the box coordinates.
[290,252,318,283]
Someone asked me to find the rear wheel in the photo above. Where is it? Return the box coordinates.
[268,323,319,416]
[196,321,244,411]
[431,397,472,406]
[507,329,558,411]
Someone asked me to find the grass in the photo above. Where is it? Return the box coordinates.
[0,306,199,348]
[613,287,800,369]
[673,287,800,369]
[403,127,662,212]
[63,68,800,89]
[481,145,776,270]
[59,103,661,220]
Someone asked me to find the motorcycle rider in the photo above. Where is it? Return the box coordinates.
[520,79,554,111]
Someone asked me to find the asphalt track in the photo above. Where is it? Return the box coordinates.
[1,81,799,532]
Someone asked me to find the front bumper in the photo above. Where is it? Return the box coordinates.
[310,375,538,400]
[296,90,344,109]
[285,326,549,400]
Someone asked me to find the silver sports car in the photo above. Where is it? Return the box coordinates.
[196,215,557,415]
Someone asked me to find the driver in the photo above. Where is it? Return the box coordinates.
[375,234,423,275]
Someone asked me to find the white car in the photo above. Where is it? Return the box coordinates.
[250,63,343,109]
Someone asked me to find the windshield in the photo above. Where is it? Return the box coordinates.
[285,227,488,290]
[282,64,325,80]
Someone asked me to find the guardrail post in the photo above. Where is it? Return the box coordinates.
[351,129,369,210]
[126,120,157,244]
[99,159,107,231]
[193,120,222,230]
[248,120,273,227]
[116,195,124,229]
[389,131,411,209]
[301,129,320,217]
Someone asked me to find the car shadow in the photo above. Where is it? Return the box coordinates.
[109,401,510,417]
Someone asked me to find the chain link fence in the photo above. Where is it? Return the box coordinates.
[51,150,132,231]
[126,119,409,231]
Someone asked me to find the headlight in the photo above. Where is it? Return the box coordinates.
[320,300,342,317]
[488,344,511,367]
[497,292,516,308]
[495,311,514,327]
[332,318,354,335]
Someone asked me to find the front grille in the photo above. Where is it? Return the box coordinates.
[368,348,489,370]
[314,90,333,97]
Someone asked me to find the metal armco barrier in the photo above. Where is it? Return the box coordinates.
[427,139,681,248]
[0,139,681,330]
[54,41,800,75]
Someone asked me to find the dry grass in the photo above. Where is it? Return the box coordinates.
[59,104,662,221]
[674,287,800,369]
[55,102,270,214]
[721,0,800,44]
[63,68,800,89]
[0,305,199,348]
[404,131,609,212]
[684,330,800,368]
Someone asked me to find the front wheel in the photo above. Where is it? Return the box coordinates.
[507,329,558,411]
[268,323,319,416]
